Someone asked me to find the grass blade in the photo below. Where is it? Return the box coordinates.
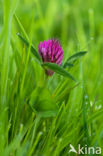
[14,14,29,42]
[17,33,42,63]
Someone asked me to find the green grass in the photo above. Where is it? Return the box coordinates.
[0,0,103,155]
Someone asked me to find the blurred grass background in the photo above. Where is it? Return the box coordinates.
[0,0,103,155]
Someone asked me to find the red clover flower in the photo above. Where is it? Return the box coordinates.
[38,39,63,76]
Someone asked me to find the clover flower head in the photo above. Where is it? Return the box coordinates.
[38,39,63,76]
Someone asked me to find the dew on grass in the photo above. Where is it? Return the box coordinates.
[59,138,62,142]
[95,105,102,110]
[80,85,83,88]
[90,37,94,40]
[85,102,88,105]
[39,131,43,135]
[85,95,88,99]
[90,101,93,107]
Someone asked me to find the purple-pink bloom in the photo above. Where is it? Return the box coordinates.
[38,39,63,76]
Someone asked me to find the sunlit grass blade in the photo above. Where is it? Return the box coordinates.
[88,108,103,123]
[55,83,79,103]
[14,14,29,41]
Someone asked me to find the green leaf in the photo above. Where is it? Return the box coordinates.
[42,62,76,81]
[17,33,42,63]
[30,87,58,111]
[28,103,57,118]
[63,63,74,68]
[64,51,87,67]
[28,87,58,118]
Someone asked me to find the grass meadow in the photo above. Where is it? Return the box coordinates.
[0,0,103,155]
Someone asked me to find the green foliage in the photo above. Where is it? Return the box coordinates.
[0,0,103,155]
[42,62,76,81]
[17,33,42,63]
[64,51,87,67]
